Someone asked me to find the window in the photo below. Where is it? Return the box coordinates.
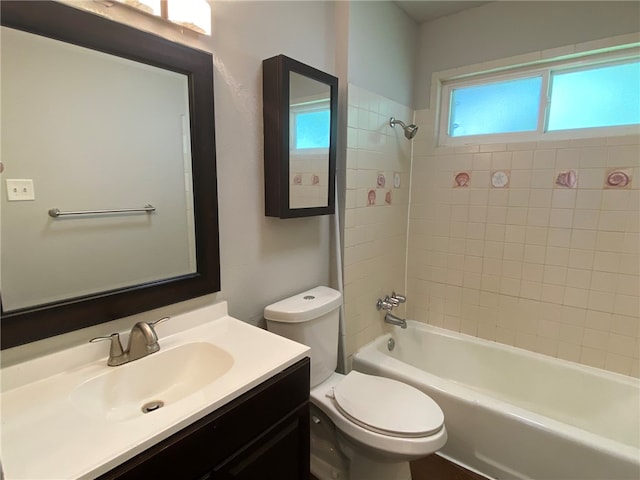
[440,54,640,145]
[115,0,211,35]
[548,61,640,131]
[294,109,330,149]
[449,76,543,137]
[290,101,331,151]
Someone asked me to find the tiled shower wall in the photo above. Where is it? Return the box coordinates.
[407,107,640,377]
[343,84,413,359]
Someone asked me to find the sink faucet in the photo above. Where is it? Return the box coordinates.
[90,317,169,366]
[384,312,407,329]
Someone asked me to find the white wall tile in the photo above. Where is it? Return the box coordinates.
[404,106,638,378]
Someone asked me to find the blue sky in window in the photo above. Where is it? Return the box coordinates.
[295,110,330,149]
[548,61,640,131]
[449,76,542,137]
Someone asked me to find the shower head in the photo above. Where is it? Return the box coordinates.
[389,117,418,140]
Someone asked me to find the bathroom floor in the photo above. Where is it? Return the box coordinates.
[410,455,488,480]
[309,454,488,480]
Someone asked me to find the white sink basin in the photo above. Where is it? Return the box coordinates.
[0,301,310,480]
[70,342,234,422]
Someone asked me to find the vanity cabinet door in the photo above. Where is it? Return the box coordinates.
[99,358,310,480]
[212,403,309,480]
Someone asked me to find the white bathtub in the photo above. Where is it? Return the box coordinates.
[353,321,640,480]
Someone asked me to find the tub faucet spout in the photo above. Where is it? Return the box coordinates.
[384,312,407,329]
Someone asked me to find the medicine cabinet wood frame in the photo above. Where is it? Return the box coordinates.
[263,55,338,218]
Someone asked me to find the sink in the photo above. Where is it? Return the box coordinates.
[70,342,234,422]
[1,303,310,479]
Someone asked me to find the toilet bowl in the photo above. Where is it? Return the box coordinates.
[313,372,446,460]
[264,286,447,480]
[311,371,447,479]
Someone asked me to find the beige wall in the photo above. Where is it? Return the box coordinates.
[341,1,419,364]
[343,84,412,360]
[403,2,640,378]
[348,0,418,108]
[408,117,639,377]
[211,1,336,324]
[342,2,639,379]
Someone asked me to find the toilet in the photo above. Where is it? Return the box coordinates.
[264,286,447,480]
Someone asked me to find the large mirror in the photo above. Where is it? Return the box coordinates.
[0,1,220,349]
[263,55,338,218]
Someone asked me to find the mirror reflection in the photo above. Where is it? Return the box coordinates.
[1,26,197,312]
[0,0,219,350]
[288,72,331,209]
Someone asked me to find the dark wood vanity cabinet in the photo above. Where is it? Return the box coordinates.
[99,358,310,480]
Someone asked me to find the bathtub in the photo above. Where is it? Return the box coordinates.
[353,321,640,480]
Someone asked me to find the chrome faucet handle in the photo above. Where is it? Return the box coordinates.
[385,295,400,307]
[392,292,406,303]
[376,298,394,311]
[90,333,125,360]
[381,301,394,311]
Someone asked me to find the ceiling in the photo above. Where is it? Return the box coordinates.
[395,1,490,23]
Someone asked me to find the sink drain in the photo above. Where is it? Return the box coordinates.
[141,400,164,413]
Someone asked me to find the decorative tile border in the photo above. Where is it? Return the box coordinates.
[453,171,470,188]
[393,172,401,188]
[555,170,577,188]
[442,167,640,191]
[367,189,376,206]
[491,170,510,188]
[605,168,632,188]
[292,173,323,186]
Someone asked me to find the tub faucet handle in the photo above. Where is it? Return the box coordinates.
[392,292,406,303]
[385,295,400,307]
[376,298,394,311]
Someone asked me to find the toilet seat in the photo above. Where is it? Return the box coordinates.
[331,371,444,438]
[311,372,447,460]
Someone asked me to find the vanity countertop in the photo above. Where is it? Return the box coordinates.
[0,301,310,479]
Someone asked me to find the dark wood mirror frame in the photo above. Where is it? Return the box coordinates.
[0,1,220,349]
[262,55,338,218]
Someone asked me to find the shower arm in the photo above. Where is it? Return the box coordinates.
[389,117,407,129]
[389,116,418,140]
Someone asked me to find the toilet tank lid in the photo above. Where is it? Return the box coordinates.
[264,286,342,323]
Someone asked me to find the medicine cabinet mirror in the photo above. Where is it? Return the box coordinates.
[263,55,338,218]
[0,1,220,349]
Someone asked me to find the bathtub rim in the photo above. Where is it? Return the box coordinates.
[353,321,640,468]
[384,321,639,386]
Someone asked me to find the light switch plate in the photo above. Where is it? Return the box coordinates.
[6,179,35,201]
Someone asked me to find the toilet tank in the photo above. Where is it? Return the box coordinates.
[264,286,342,388]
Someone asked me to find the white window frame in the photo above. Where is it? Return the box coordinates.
[438,47,640,146]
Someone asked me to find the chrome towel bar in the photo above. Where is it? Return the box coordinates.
[48,204,156,218]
